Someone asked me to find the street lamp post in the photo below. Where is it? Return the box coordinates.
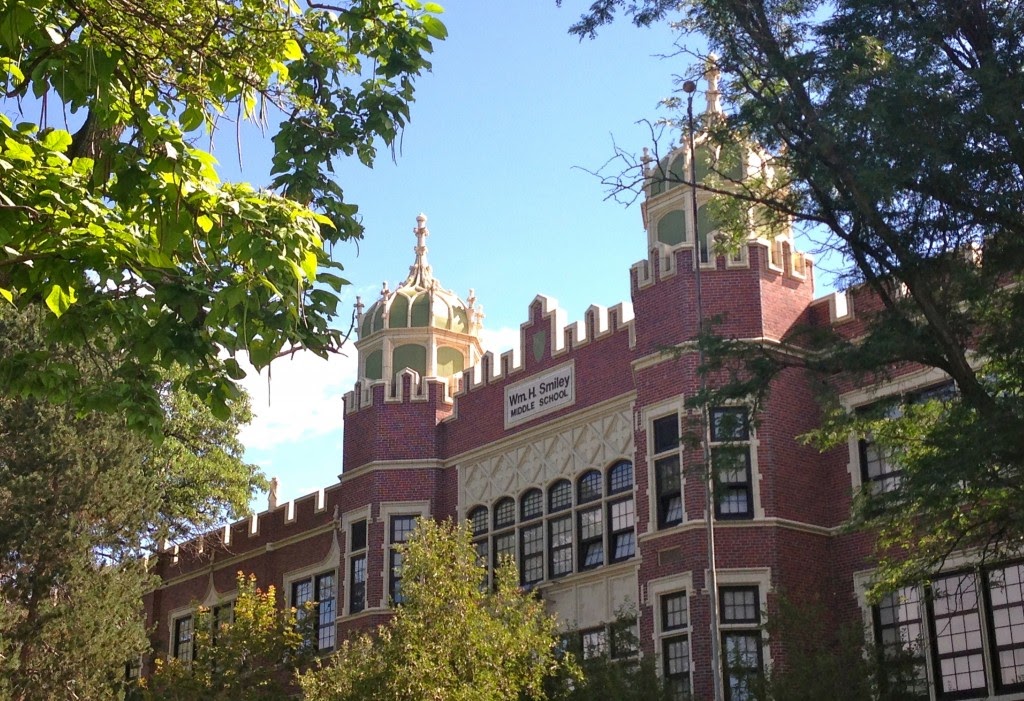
[682,77,725,701]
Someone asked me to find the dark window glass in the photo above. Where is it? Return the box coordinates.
[469,506,489,536]
[723,632,763,701]
[350,554,367,614]
[714,447,752,519]
[389,515,418,605]
[494,498,515,528]
[493,531,515,569]
[520,523,544,585]
[549,515,573,578]
[608,460,634,494]
[521,489,543,521]
[662,592,689,631]
[581,628,608,659]
[930,572,986,696]
[664,636,691,700]
[578,506,604,570]
[608,498,635,562]
[316,573,336,650]
[548,480,572,512]
[721,587,759,624]
[350,519,367,552]
[578,470,602,504]
[653,414,680,453]
[710,407,749,441]
[173,616,193,662]
[987,563,1024,692]
[656,456,683,527]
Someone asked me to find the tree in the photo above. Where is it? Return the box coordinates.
[0,304,261,701]
[0,0,445,431]
[548,609,674,701]
[299,519,575,701]
[561,0,1024,596]
[750,594,923,701]
[139,573,314,701]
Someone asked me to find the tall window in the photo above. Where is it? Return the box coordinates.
[389,515,418,605]
[469,505,489,570]
[710,407,753,519]
[172,615,193,661]
[349,519,368,614]
[661,591,691,700]
[293,572,336,651]
[492,498,516,574]
[607,460,636,562]
[653,414,683,528]
[720,586,763,701]
[873,586,928,697]
[873,563,1024,698]
[577,470,604,570]
[548,480,573,579]
[520,489,544,587]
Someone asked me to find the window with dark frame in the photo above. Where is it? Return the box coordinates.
[468,505,489,574]
[868,563,1024,700]
[710,407,753,520]
[653,414,683,528]
[858,382,956,494]
[349,519,368,614]
[388,515,418,605]
[520,489,544,586]
[661,591,691,701]
[720,586,763,701]
[292,572,336,651]
[173,615,193,662]
[492,497,516,575]
[548,479,573,579]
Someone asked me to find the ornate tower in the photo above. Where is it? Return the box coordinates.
[354,214,484,386]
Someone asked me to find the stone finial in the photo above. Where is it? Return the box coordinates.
[354,295,364,318]
[705,53,722,117]
[380,280,391,300]
[405,213,434,288]
[268,477,280,510]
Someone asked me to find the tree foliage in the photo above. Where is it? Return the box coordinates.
[0,0,445,431]
[299,519,574,701]
[566,0,1024,595]
[140,573,314,701]
[0,305,261,701]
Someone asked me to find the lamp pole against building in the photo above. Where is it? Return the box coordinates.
[683,76,725,701]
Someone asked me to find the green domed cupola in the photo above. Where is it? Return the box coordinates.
[354,214,484,384]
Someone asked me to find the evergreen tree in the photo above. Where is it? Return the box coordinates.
[0,305,261,701]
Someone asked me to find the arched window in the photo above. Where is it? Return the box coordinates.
[608,460,634,495]
[494,498,515,529]
[521,489,543,521]
[468,506,489,536]
[577,470,602,504]
[548,480,572,513]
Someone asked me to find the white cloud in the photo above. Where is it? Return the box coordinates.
[237,349,358,451]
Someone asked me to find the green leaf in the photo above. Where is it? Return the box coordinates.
[44,284,77,316]
[421,16,447,39]
[282,38,303,61]
[40,129,72,152]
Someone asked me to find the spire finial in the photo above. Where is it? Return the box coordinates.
[705,54,722,117]
[403,212,434,288]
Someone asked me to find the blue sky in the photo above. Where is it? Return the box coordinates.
[236,3,712,508]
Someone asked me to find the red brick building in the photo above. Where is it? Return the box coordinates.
[143,81,1024,701]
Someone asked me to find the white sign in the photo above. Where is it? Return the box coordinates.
[504,362,575,428]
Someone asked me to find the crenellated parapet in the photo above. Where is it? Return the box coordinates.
[151,484,339,577]
[456,295,636,396]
